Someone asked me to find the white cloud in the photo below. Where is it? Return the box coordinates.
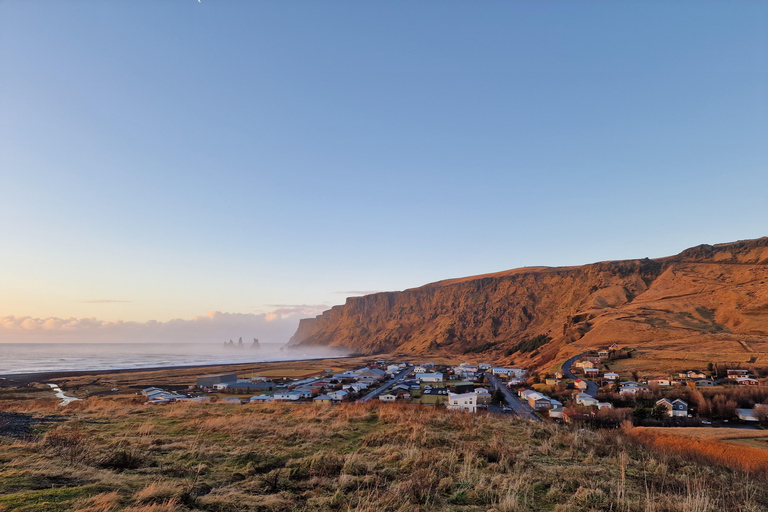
[0,305,329,344]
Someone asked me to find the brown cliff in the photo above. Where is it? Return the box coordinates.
[289,238,768,371]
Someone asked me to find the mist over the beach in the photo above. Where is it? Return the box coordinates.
[0,306,328,345]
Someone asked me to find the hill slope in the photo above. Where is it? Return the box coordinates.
[288,238,768,371]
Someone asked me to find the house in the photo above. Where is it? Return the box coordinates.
[656,398,688,417]
[736,404,767,422]
[574,361,597,370]
[378,393,397,402]
[249,395,273,403]
[474,388,492,405]
[604,372,619,381]
[648,378,671,386]
[583,368,600,377]
[447,392,477,413]
[327,390,349,401]
[598,350,610,358]
[574,379,588,391]
[527,393,552,410]
[597,402,613,410]
[549,407,564,419]
[519,389,537,400]
[386,365,401,375]
[727,369,750,379]
[736,377,759,386]
[693,379,715,387]
[545,378,561,386]
[574,393,599,407]
[273,391,301,401]
[197,374,238,388]
[619,382,648,395]
[142,387,164,396]
[492,368,526,378]
[313,394,333,405]
[680,370,707,379]
[451,382,475,394]
[554,371,564,379]
[417,372,444,383]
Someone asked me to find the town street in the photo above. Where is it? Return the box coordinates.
[561,352,599,397]
[486,373,541,422]
[358,366,412,403]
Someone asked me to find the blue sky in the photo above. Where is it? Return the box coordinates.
[1,1,767,341]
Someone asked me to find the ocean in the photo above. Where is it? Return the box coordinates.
[0,343,343,376]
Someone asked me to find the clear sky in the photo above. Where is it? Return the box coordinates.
[1,1,767,343]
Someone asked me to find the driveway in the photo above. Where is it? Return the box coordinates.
[561,352,599,397]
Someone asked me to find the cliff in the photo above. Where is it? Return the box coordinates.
[288,238,768,369]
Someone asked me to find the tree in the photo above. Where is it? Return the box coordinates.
[652,404,668,421]
[707,362,714,374]
[491,389,505,405]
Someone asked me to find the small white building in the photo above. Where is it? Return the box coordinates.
[575,393,599,407]
[492,368,526,378]
[417,372,444,383]
[378,393,397,402]
[327,390,349,401]
[249,395,273,403]
[273,391,301,401]
[447,392,477,413]
[604,372,619,381]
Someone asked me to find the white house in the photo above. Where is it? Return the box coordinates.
[604,372,619,381]
[417,372,444,383]
[492,368,526,378]
[249,395,273,403]
[575,393,599,407]
[327,390,349,401]
[273,391,301,401]
[656,398,688,417]
[447,392,477,413]
[378,393,397,402]
[619,382,648,396]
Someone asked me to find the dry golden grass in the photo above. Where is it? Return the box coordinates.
[1,398,767,511]
[630,426,768,475]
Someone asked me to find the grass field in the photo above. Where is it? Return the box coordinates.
[1,399,768,511]
[630,426,768,476]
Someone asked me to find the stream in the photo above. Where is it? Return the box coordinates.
[47,383,81,406]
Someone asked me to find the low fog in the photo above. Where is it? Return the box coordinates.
[0,309,327,347]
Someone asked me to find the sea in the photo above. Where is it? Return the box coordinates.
[0,343,344,376]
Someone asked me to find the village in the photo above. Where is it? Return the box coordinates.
[139,343,768,427]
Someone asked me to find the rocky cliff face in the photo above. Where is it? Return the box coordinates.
[288,238,768,368]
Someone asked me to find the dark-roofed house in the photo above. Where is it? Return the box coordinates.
[197,374,238,388]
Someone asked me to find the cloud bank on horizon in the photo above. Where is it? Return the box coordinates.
[0,306,328,344]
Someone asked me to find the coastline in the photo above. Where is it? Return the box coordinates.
[0,355,354,386]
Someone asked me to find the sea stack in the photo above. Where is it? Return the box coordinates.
[251,338,260,349]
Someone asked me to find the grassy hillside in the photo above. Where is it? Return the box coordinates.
[1,399,766,511]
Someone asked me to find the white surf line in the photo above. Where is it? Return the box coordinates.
[47,383,81,406]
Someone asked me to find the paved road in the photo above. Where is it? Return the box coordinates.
[486,374,541,422]
[358,367,412,403]
[561,352,599,397]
